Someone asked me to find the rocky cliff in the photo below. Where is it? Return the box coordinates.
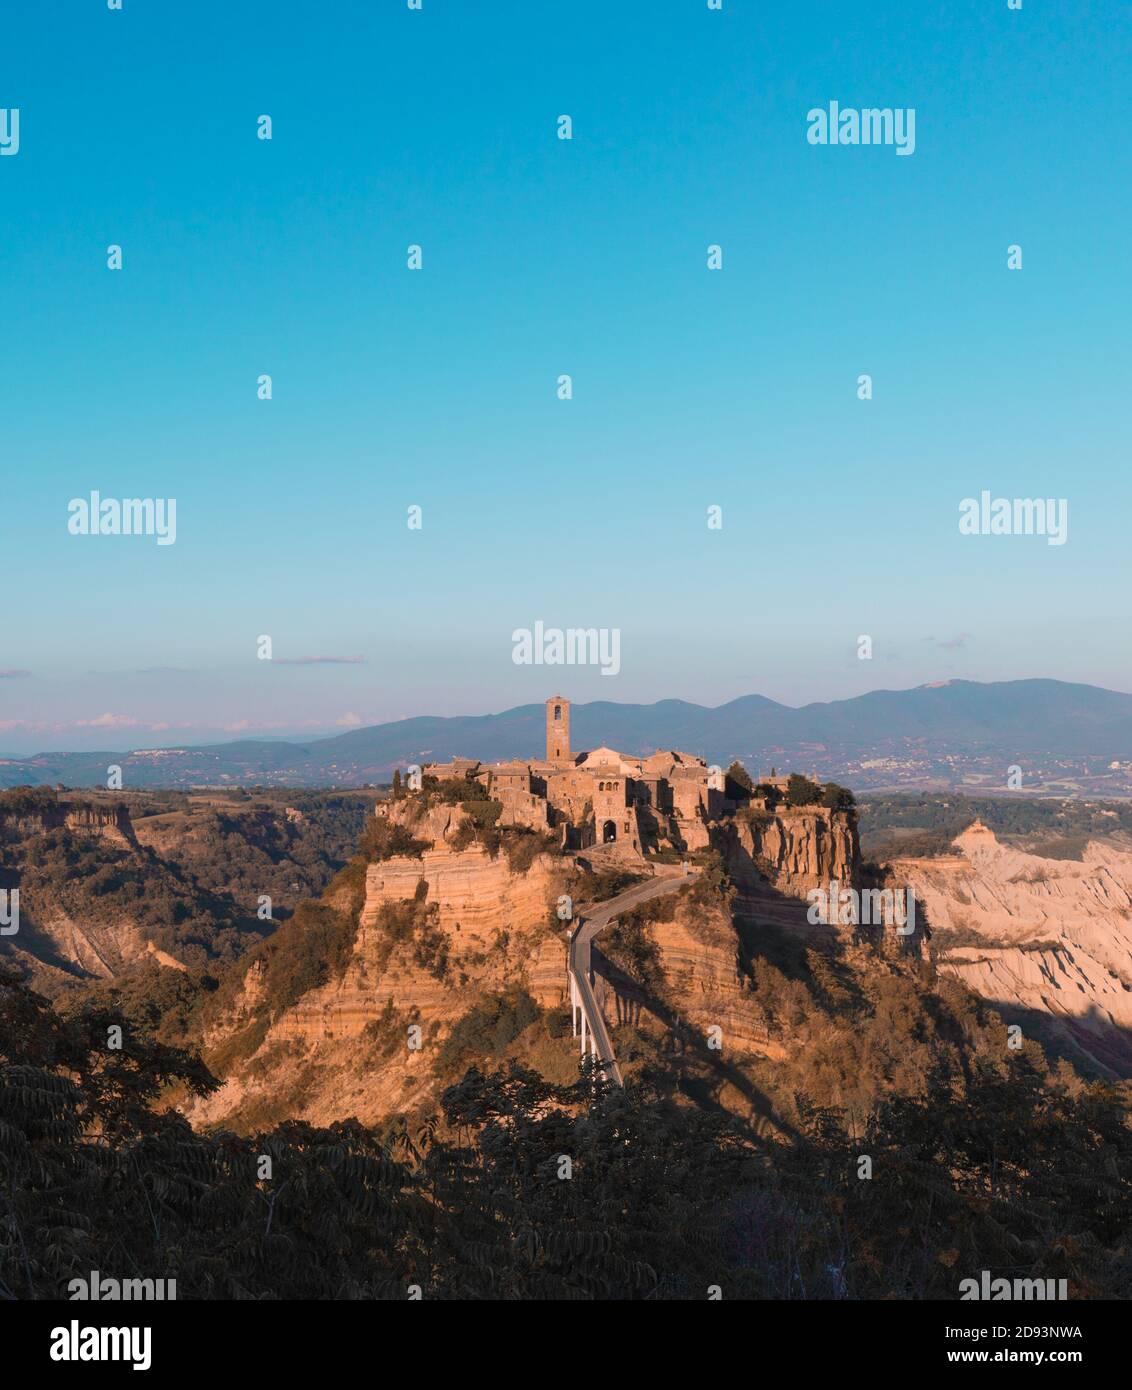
[0,798,135,847]
[188,797,869,1130]
[189,826,573,1130]
[0,797,150,985]
[891,822,1132,1076]
[713,805,860,907]
[275,844,568,1041]
[0,791,371,996]
[601,896,784,1064]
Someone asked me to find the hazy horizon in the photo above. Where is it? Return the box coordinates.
[4,673,1132,759]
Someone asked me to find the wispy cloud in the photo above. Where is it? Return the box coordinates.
[272,656,364,667]
[335,711,365,727]
[222,719,296,733]
[0,669,30,679]
[76,713,142,729]
[275,656,366,666]
[0,716,190,736]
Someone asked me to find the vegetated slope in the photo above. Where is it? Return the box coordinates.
[858,791,1132,862]
[186,795,576,1133]
[3,781,1131,1298]
[180,782,1125,1167]
[0,788,378,1044]
[4,844,1131,1297]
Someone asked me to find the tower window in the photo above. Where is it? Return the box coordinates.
[554,705,561,720]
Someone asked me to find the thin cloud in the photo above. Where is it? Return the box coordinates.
[0,669,30,679]
[275,656,366,666]
[222,719,296,733]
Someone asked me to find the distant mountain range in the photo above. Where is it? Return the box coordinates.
[5,679,1132,791]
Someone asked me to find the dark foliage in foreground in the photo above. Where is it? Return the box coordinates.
[2,965,1130,1300]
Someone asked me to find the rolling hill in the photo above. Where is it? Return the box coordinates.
[4,679,1132,790]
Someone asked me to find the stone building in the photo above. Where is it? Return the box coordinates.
[427,695,749,856]
[545,696,571,764]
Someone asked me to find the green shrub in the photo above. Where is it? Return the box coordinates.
[461,799,501,830]
[503,830,554,875]
[258,902,357,1016]
[586,869,646,903]
[423,773,490,806]
[0,785,59,816]
[437,990,541,1073]
[785,774,823,807]
[450,817,477,851]
[821,782,856,812]
[358,817,430,862]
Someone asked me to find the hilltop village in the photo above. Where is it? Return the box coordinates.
[424,695,796,856]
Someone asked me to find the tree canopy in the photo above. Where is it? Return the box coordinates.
[3,963,1130,1300]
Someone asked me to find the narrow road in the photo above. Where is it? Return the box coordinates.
[567,865,695,1088]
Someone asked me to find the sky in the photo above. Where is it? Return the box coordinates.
[1,0,1130,754]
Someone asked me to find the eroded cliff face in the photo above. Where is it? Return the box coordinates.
[714,806,860,902]
[189,798,870,1129]
[891,823,1132,1076]
[20,911,160,982]
[358,847,568,1004]
[190,834,572,1130]
[597,813,860,1076]
[605,898,783,1062]
[0,801,135,847]
[0,800,153,986]
[274,846,568,1043]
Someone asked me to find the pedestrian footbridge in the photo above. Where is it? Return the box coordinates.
[566,864,695,1087]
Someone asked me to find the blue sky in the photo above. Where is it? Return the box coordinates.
[1,0,1130,753]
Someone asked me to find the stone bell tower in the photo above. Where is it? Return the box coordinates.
[546,696,570,763]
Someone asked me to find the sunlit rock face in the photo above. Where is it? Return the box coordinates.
[892,823,1132,1076]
